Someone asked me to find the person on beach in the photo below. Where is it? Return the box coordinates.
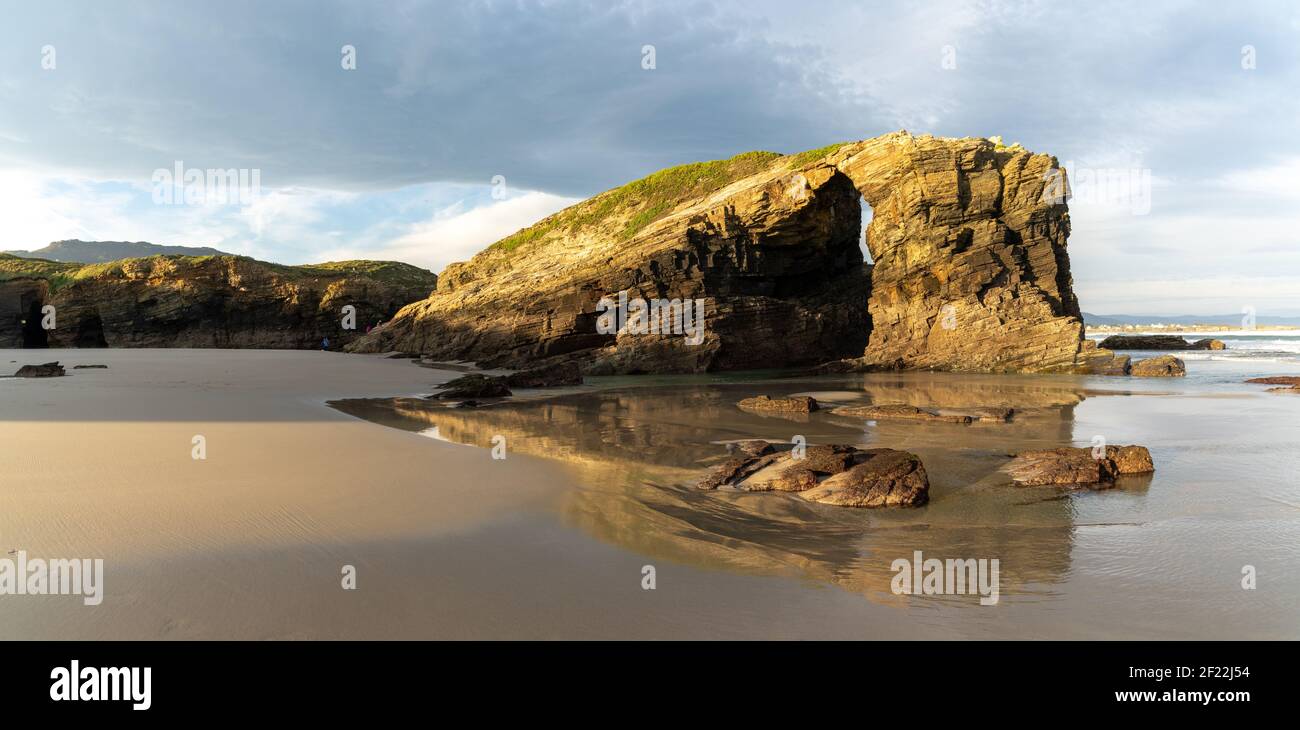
[322,336,330,350]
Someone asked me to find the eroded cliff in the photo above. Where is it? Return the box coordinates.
[352,131,1118,374]
[0,254,437,349]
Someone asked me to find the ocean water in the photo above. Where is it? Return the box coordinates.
[334,356,1300,639]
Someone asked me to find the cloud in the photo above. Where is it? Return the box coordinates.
[1,1,1298,313]
[316,191,579,273]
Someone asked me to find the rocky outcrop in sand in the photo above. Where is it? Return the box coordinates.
[12,361,65,377]
[0,254,436,349]
[350,132,1114,375]
[1005,445,1153,487]
[696,443,929,507]
[1130,355,1186,377]
[831,404,974,424]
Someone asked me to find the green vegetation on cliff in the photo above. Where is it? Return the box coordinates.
[491,150,786,253]
[0,253,437,292]
[488,143,865,257]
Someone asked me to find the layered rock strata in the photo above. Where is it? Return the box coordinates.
[352,132,1118,375]
[0,254,437,349]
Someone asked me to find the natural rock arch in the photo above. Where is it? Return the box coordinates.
[825,132,1096,372]
[352,132,1119,374]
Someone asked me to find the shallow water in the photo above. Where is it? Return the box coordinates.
[333,359,1300,638]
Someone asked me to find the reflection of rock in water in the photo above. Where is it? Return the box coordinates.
[330,373,1109,604]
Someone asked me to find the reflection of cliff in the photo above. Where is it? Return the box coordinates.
[331,374,1095,602]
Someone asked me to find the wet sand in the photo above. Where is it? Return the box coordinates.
[2,349,1298,639]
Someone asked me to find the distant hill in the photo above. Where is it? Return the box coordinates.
[1083,311,1300,327]
[5,239,231,263]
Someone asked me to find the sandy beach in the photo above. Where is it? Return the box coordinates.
[2,348,1298,639]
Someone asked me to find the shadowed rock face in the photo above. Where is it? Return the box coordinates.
[0,255,436,349]
[351,132,1114,374]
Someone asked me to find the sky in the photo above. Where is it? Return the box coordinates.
[1,0,1298,316]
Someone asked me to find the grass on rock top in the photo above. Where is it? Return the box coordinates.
[489,149,832,254]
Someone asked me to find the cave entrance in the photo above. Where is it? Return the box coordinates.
[75,312,109,348]
[22,300,48,348]
[859,195,874,264]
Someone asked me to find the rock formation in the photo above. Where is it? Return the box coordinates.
[695,443,930,507]
[831,404,974,424]
[1004,445,1154,487]
[1130,355,1186,377]
[737,395,820,413]
[0,254,436,349]
[12,361,65,377]
[1098,335,1225,351]
[351,132,1119,375]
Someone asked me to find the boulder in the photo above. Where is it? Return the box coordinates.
[1192,338,1226,350]
[13,362,66,377]
[696,443,929,508]
[798,450,930,507]
[1004,445,1154,487]
[831,404,972,424]
[1130,355,1186,377]
[737,395,819,413]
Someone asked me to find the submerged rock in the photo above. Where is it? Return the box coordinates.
[1004,445,1154,487]
[72,364,108,369]
[503,361,583,388]
[831,404,972,424]
[14,362,66,377]
[1130,355,1186,377]
[737,395,820,413]
[696,443,929,508]
[1097,335,1225,351]
[431,374,512,399]
[1246,376,1300,386]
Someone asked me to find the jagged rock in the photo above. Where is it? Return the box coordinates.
[1130,355,1186,377]
[1004,445,1153,487]
[431,374,512,399]
[349,133,1108,375]
[696,443,928,508]
[798,450,930,507]
[1098,335,1222,351]
[503,362,583,388]
[837,135,1101,373]
[14,362,65,377]
[0,254,436,349]
[737,395,819,413]
[832,404,972,424]
[1246,376,1300,386]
